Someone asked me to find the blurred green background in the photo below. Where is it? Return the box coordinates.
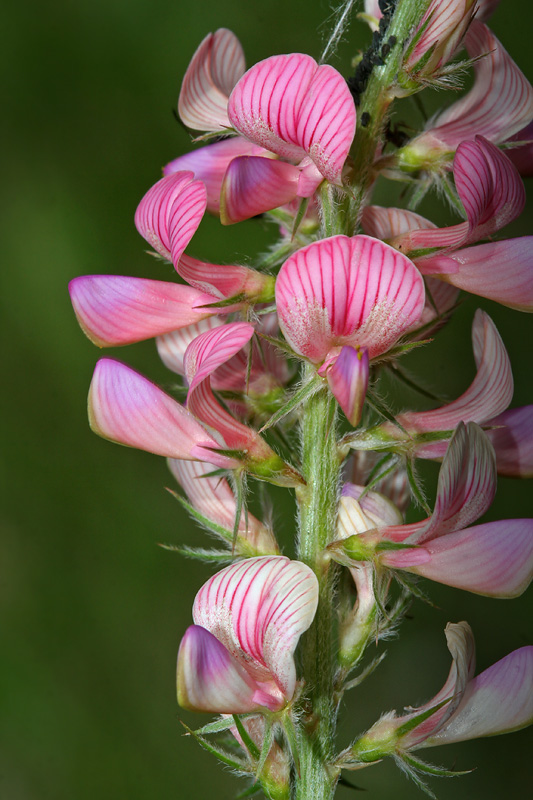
[2,1,532,797]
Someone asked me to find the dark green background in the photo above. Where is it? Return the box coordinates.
[2,1,532,797]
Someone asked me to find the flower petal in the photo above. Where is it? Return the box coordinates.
[275,235,425,363]
[408,519,533,597]
[228,54,356,183]
[178,252,274,301]
[422,238,533,311]
[168,458,278,553]
[193,556,319,704]
[164,138,271,214]
[220,156,300,224]
[322,346,369,426]
[399,310,513,443]
[361,205,436,241]
[134,172,206,265]
[177,625,265,713]
[88,358,233,467]
[425,646,533,745]
[487,406,533,477]
[156,317,224,376]
[178,29,245,131]
[69,275,215,346]
[184,322,255,392]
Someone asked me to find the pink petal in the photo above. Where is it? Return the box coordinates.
[453,136,525,243]
[342,483,404,527]
[164,138,271,214]
[156,317,224,376]
[184,322,255,392]
[321,346,369,426]
[413,22,533,151]
[405,0,476,73]
[506,121,533,178]
[168,459,278,553]
[421,238,533,311]
[69,275,216,346]
[425,646,533,745]
[275,235,425,362]
[177,625,266,713]
[228,54,356,183]
[178,29,245,131]
[361,205,436,241]
[409,277,459,339]
[392,422,497,545]
[487,406,533,477]
[476,0,501,21]
[408,519,533,597]
[178,253,274,301]
[220,156,300,224]
[398,310,513,440]
[134,172,206,265]
[193,556,319,704]
[88,358,234,468]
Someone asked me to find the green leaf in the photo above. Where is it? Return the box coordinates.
[180,721,248,771]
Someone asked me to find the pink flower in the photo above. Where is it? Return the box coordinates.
[177,556,319,713]
[275,235,425,424]
[347,622,533,761]
[403,1,476,78]
[363,137,533,311]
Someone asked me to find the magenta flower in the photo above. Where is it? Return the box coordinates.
[348,622,533,761]
[363,136,533,311]
[177,556,319,713]
[398,22,533,168]
[87,358,238,469]
[275,235,425,424]
[167,35,356,222]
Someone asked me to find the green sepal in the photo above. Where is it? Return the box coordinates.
[292,196,310,239]
[255,719,274,781]
[364,391,410,435]
[192,716,243,737]
[192,127,236,143]
[327,534,376,564]
[405,458,431,515]
[159,544,235,564]
[386,364,448,403]
[344,652,387,692]
[401,752,472,778]
[257,332,299,359]
[338,774,366,792]
[236,785,263,798]
[259,377,321,433]
[233,714,260,760]
[360,453,401,496]
[374,338,432,363]
[280,712,301,777]
[180,721,248,771]
[375,540,421,553]
[395,698,450,738]
[165,489,234,543]
[341,425,408,454]
[197,292,248,309]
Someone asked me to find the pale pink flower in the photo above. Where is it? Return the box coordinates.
[275,235,425,424]
[348,622,533,760]
[177,556,318,713]
[403,1,476,78]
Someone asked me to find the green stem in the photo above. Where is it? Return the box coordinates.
[346,0,432,231]
[295,379,340,799]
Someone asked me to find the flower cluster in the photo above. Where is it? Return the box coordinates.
[70,1,533,796]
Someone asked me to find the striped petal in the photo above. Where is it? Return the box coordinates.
[69,275,216,347]
[361,205,436,241]
[275,235,425,363]
[156,317,224,376]
[164,137,270,214]
[220,156,300,224]
[134,172,206,266]
[168,459,278,553]
[386,423,496,545]
[193,556,319,705]
[88,359,235,468]
[404,0,476,74]
[421,238,533,311]
[177,625,266,713]
[228,54,356,183]
[177,253,274,302]
[411,22,533,152]
[178,29,245,131]
[487,406,533,478]
[405,519,533,597]
[320,346,369,426]
[424,645,533,746]
[398,310,513,441]
[184,322,255,392]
